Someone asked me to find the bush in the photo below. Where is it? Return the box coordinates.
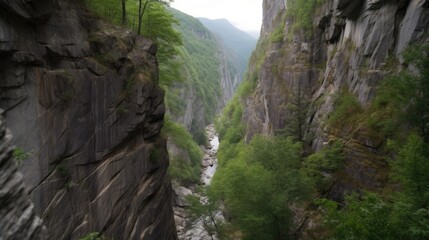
[304,141,344,191]
[212,135,313,240]
[286,0,326,35]
[328,92,363,127]
[12,147,29,163]
[163,119,203,185]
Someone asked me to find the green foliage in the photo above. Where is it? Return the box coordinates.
[215,96,245,167]
[86,0,183,86]
[186,187,227,239]
[12,147,29,163]
[212,135,313,240]
[304,141,344,191]
[369,45,429,140]
[79,232,111,240]
[169,9,222,124]
[165,87,186,116]
[286,0,326,35]
[320,45,429,240]
[236,74,257,97]
[328,92,363,127]
[319,191,429,239]
[318,193,397,240]
[190,120,208,146]
[270,19,285,43]
[149,148,161,162]
[163,119,203,185]
[394,134,429,207]
[282,82,313,143]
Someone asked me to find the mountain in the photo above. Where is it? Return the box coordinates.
[0,1,177,239]
[211,0,429,239]
[198,17,257,76]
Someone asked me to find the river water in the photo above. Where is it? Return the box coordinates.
[201,126,219,185]
[174,125,221,240]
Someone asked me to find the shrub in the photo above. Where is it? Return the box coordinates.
[163,119,203,184]
[328,92,363,127]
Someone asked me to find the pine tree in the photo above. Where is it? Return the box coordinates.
[283,80,312,144]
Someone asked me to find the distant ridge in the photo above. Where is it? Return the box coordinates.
[198,17,257,75]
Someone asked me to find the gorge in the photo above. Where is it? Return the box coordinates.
[1,0,429,239]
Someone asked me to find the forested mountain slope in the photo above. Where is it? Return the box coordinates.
[211,0,429,239]
[198,18,257,81]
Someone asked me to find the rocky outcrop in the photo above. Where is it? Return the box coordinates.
[244,0,429,200]
[0,114,47,240]
[0,0,177,239]
[261,0,286,36]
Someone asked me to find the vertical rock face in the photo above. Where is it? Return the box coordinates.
[0,0,177,239]
[261,0,286,36]
[245,0,429,198]
[0,115,47,240]
[216,36,242,109]
[167,9,241,134]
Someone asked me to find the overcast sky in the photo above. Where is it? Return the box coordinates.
[171,0,263,38]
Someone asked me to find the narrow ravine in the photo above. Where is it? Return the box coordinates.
[201,125,219,185]
[174,124,220,240]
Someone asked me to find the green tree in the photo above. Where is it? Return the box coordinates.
[136,0,173,34]
[319,45,429,240]
[282,81,312,144]
[371,44,429,140]
[187,187,227,240]
[303,141,344,192]
[318,193,397,240]
[212,136,313,240]
[394,134,429,208]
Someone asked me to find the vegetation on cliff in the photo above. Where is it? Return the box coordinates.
[85,1,227,185]
[205,0,429,238]
[162,119,203,185]
[319,45,429,239]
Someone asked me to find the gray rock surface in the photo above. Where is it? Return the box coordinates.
[243,0,429,235]
[247,0,429,186]
[0,114,47,240]
[0,0,177,239]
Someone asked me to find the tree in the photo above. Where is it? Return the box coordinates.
[372,44,429,140]
[211,136,313,240]
[121,0,127,25]
[137,0,173,35]
[186,187,227,240]
[281,80,312,144]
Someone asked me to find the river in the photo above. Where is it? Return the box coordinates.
[174,124,220,240]
[201,126,219,185]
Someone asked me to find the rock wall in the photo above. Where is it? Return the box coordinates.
[167,9,240,138]
[0,114,47,240]
[0,0,177,239]
[216,37,242,110]
[244,0,429,198]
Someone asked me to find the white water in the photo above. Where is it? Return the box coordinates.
[202,135,219,185]
[175,125,222,240]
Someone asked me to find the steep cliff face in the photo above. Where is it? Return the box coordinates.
[244,0,429,198]
[166,9,243,143]
[217,40,241,108]
[0,115,47,240]
[0,1,177,239]
[198,18,257,111]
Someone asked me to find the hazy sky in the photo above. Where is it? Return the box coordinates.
[171,0,263,37]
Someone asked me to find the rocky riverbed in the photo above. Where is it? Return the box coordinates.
[173,125,220,240]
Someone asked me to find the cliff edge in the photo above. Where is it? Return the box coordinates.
[0,1,177,239]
